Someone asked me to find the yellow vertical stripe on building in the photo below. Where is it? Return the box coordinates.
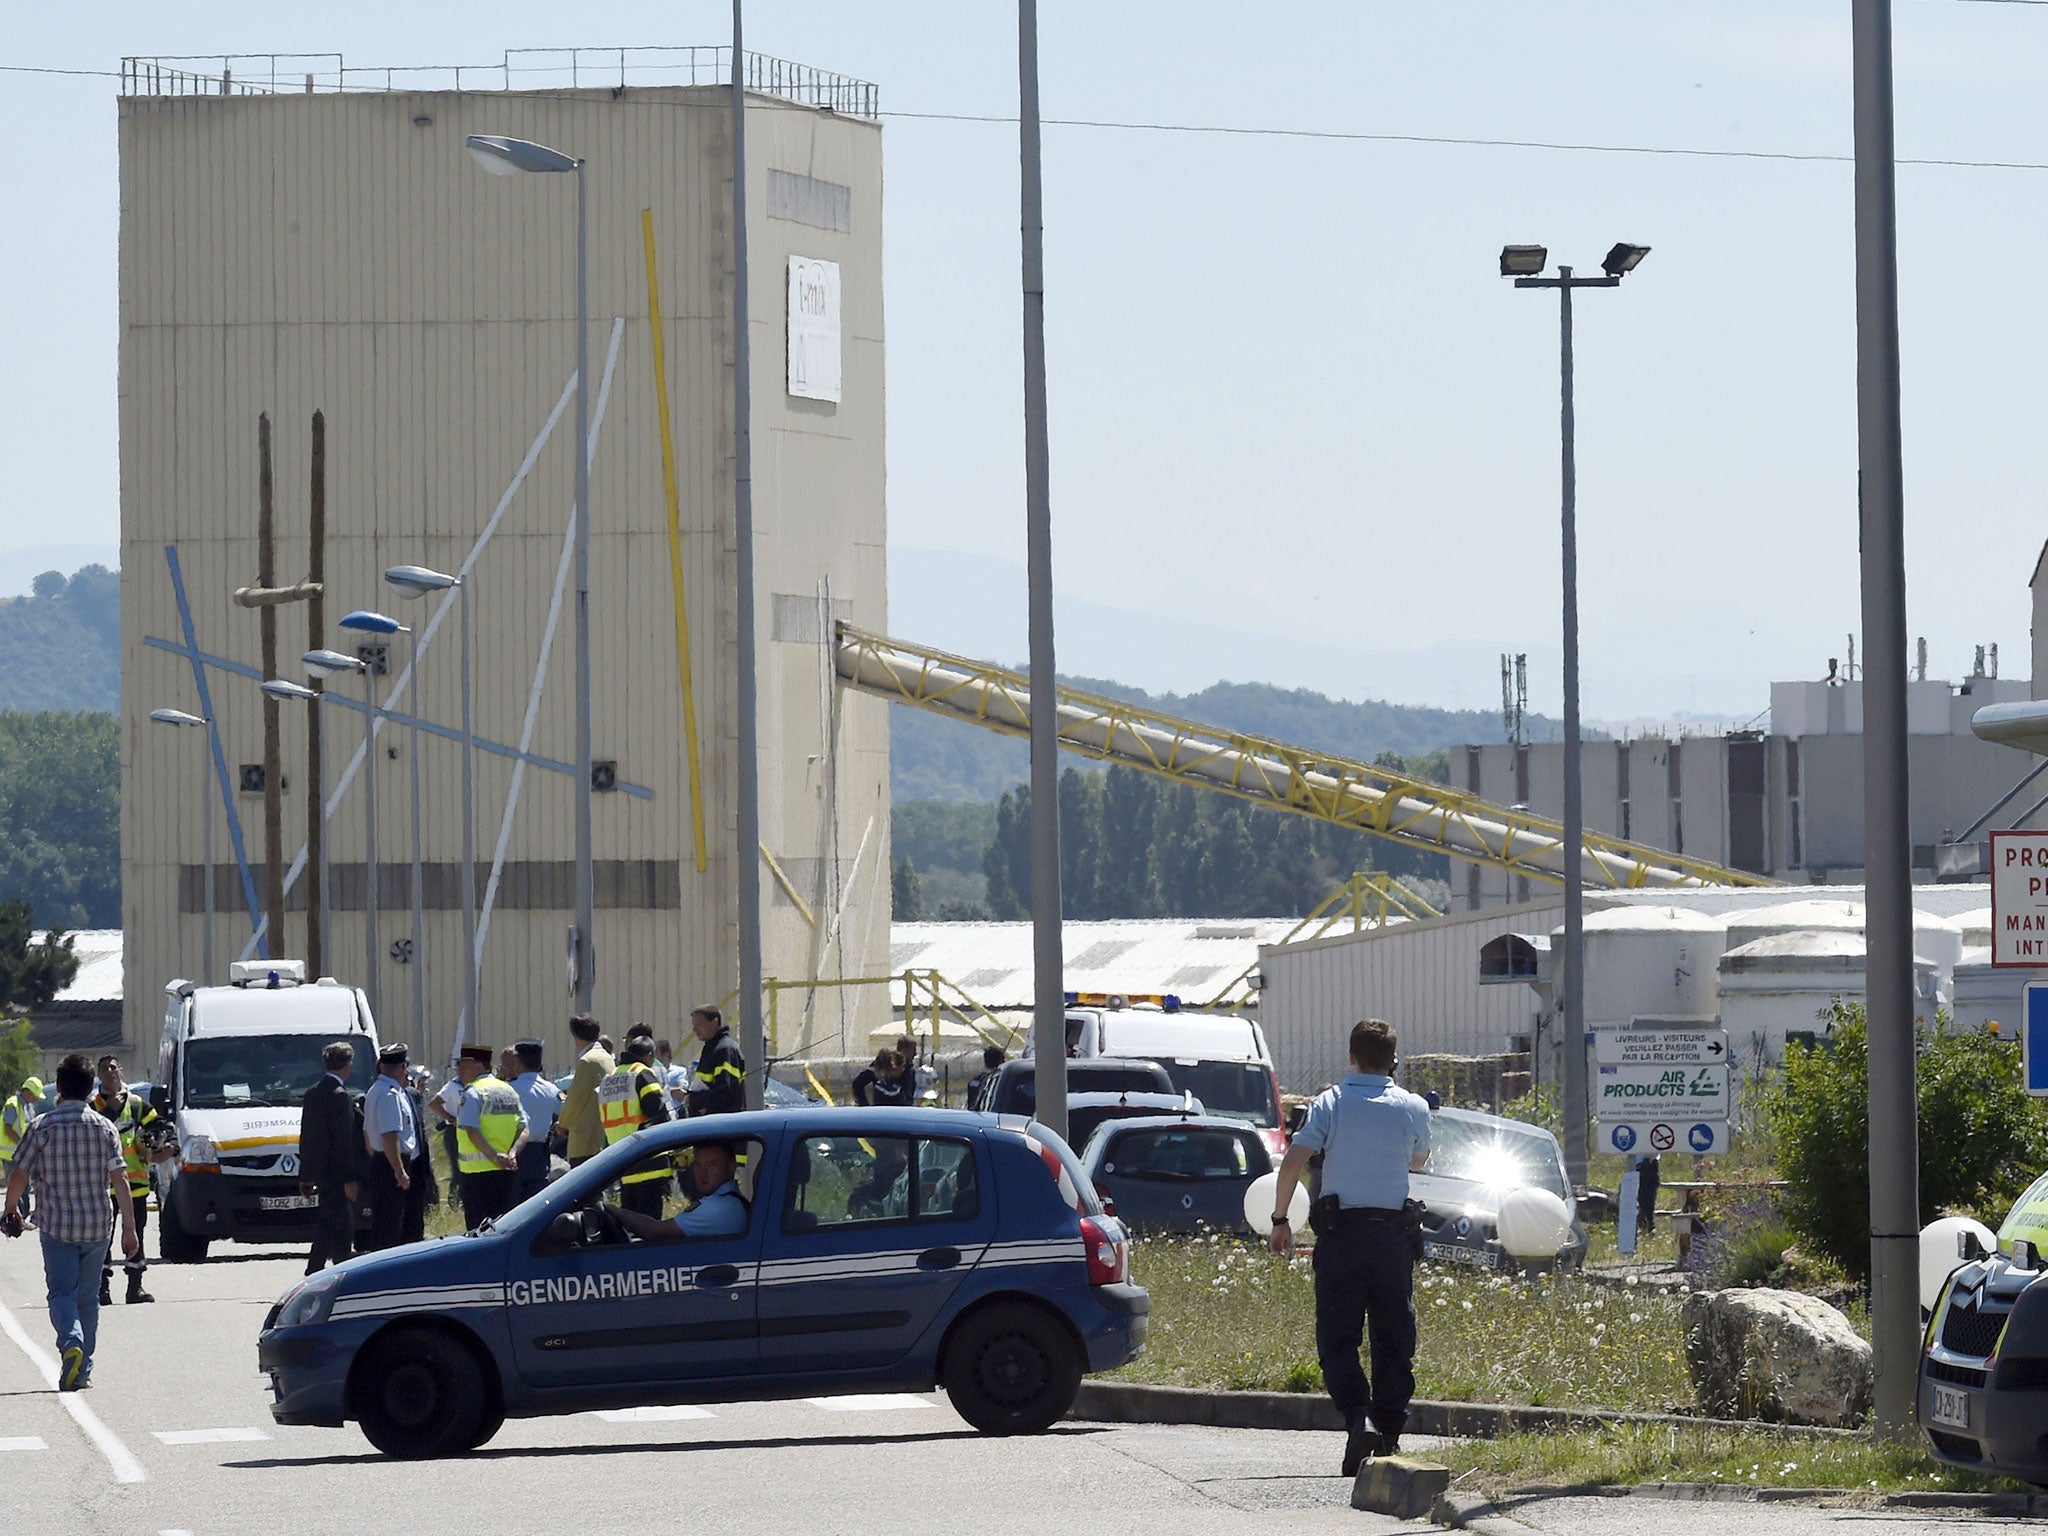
[640,206,708,874]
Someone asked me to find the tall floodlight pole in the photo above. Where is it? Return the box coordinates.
[407,630,427,1051]
[1850,0,1918,1439]
[466,131,596,1016]
[259,678,327,965]
[387,564,472,1063]
[305,646,373,1008]
[1501,242,1649,1191]
[732,3,767,1108]
[1019,0,1067,1138]
[150,709,214,985]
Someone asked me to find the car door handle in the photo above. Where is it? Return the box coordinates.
[918,1246,962,1271]
[694,1264,740,1287]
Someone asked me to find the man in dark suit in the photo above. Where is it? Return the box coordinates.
[297,1040,359,1274]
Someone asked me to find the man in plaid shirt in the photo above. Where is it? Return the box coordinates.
[1,1054,141,1390]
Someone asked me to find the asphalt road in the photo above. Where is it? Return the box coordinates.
[0,1234,2027,1536]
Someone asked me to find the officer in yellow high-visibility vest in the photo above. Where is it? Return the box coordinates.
[91,1055,170,1306]
[0,1075,43,1173]
[597,1038,672,1220]
[453,1045,527,1232]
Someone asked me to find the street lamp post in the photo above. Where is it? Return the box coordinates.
[260,677,328,969]
[387,564,474,1063]
[337,610,407,1030]
[466,132,596,1018]
[150,708,214,985]
[1500,241,1650,1193]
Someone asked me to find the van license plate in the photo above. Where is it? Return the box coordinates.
[258,1194,317,1211]
[1928,1383,1971,1431]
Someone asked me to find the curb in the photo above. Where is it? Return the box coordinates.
[1071,1380,1859,1440]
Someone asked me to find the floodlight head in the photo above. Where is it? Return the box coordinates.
[261,678,320,703]
[385,564,460,598]
[303,648,365,679]
[1602,242,1651,278]
[338,608,406,635]
[1500,244,1549,277]
[149,708,207,729]
[466,133,579,176]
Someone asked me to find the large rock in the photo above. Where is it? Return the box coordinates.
[1681,1286,1872,1426]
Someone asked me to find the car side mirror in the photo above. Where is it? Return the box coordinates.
[1961,1230,1990,1263]
[544,1212,584,1250]
[149,1085,171,1118]
[1285,1104,1308,1135]
[2015,1239,2042,1271]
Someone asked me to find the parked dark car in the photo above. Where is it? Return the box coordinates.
[1079,1115,1273,1236]
[1412,1106,1587,1271]
[970,1057,1176,1116]
[1060,1092,1203,1157]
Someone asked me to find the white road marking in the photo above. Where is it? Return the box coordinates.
[153,1427,271,1444]
[0,1297,147,1483]
[591,1405,715,1423]
[803,1393,935,1412]
[160,1529,196,1536]
[0,1436,47,1451]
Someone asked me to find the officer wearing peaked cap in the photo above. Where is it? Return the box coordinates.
[362,1042,419,1252]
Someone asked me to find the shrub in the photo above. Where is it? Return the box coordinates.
[1500,1084,1561,1137]
[1767,1002,2048,1280]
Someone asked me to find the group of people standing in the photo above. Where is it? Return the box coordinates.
[297,1004,749,1272]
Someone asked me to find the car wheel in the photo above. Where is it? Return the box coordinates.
[467,1404,506,1452]
[157,1204,209,1263]
[941,1302,1083,1435]
[355,1326,489,1458]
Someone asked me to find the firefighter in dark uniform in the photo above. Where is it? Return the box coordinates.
[685,1005,746,1118]
[1268,1019,1432,1477]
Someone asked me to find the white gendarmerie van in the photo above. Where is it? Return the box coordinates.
[1026,995,1288,1159]
[151,960,379,1261]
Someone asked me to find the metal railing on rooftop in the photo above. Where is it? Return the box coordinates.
[119,46,878,118]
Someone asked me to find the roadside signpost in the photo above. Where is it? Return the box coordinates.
[1992,831,2048,966]
[2024,982,2048,1097]
[1596,1025,1731,1162]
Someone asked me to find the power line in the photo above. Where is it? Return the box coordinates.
[881,109,2048,174]
[0,64,120,79]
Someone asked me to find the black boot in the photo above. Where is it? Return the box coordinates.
[97,1273,113,1308]
[125,1271,153,1304]
[1341,1422,1380,1477]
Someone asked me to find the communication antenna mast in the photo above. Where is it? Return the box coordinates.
[1847,633,1857,683]
[1914,636,1927,682]
[1991,643,2000,680]
[1499,652,1528,746]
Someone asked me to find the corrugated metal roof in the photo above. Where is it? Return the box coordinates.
[887,918,1301,1010]
[33,930,123,1005]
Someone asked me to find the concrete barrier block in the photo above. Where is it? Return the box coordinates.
[1350,1455,1451,1519]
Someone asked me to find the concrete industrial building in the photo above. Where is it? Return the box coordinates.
[117,51,889,1066]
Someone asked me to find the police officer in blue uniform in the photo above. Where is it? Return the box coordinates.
[613,1140,748,1241]
[1268,1018,1432,1477]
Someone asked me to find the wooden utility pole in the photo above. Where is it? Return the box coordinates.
[306,412,328,978]
[257,417,285,955]
[237,412,324,966]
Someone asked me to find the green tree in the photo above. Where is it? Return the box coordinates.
[891,853,924,921]
[982,787,1031,920]
[0,711,120,927]
[1767,1002,2048,1280]
[0,1018,38,1105]
[0,899,78,1012]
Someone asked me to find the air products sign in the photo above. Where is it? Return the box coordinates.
[787,257,842,403]
[1595,1026,1730,1157]
[1991,831,2048,966]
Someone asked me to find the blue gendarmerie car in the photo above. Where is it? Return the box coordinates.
[257,1107,1147,1457]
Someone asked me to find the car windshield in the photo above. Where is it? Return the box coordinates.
[1146,1058,1276,1128]
[1103,1126,1255,1181]
[1002,1065,1164,1112]
[1424,1116,1568,1201]
[1068,1102,1192,1149]
[184,1033,374,1108]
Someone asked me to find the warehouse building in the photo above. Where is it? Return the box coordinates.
[118,50,889,1066]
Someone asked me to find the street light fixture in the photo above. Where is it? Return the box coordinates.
[1500,241,1650,1193]
[466,130,597,1020]
[150,708,215,985]
[338,610,406,1034]
[385,563,478,1064]
[261,677,329,969]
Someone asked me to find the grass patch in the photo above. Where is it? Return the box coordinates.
[1436,1422,2027,1499]
[1116,1235,1694,1412]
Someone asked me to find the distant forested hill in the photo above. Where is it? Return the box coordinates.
[0,565,119,713]
[889,674,1557,804]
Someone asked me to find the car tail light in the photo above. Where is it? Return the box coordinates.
[1093,1184,1117,1218]
[1080,1215,1128,1286]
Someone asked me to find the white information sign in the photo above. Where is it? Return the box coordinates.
[787,256,842,403]
[1991,830,2048,966]
[1596,1028,1729,1068]
[1594,1062,1731,1123]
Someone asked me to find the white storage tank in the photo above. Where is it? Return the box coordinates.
[1949,944,2047,1035]
[1718,929,1939,1068]
[1723,898,1963,1005]
[1557,904,1728,1027]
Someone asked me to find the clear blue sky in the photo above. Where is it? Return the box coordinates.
[6,1,2048,720]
